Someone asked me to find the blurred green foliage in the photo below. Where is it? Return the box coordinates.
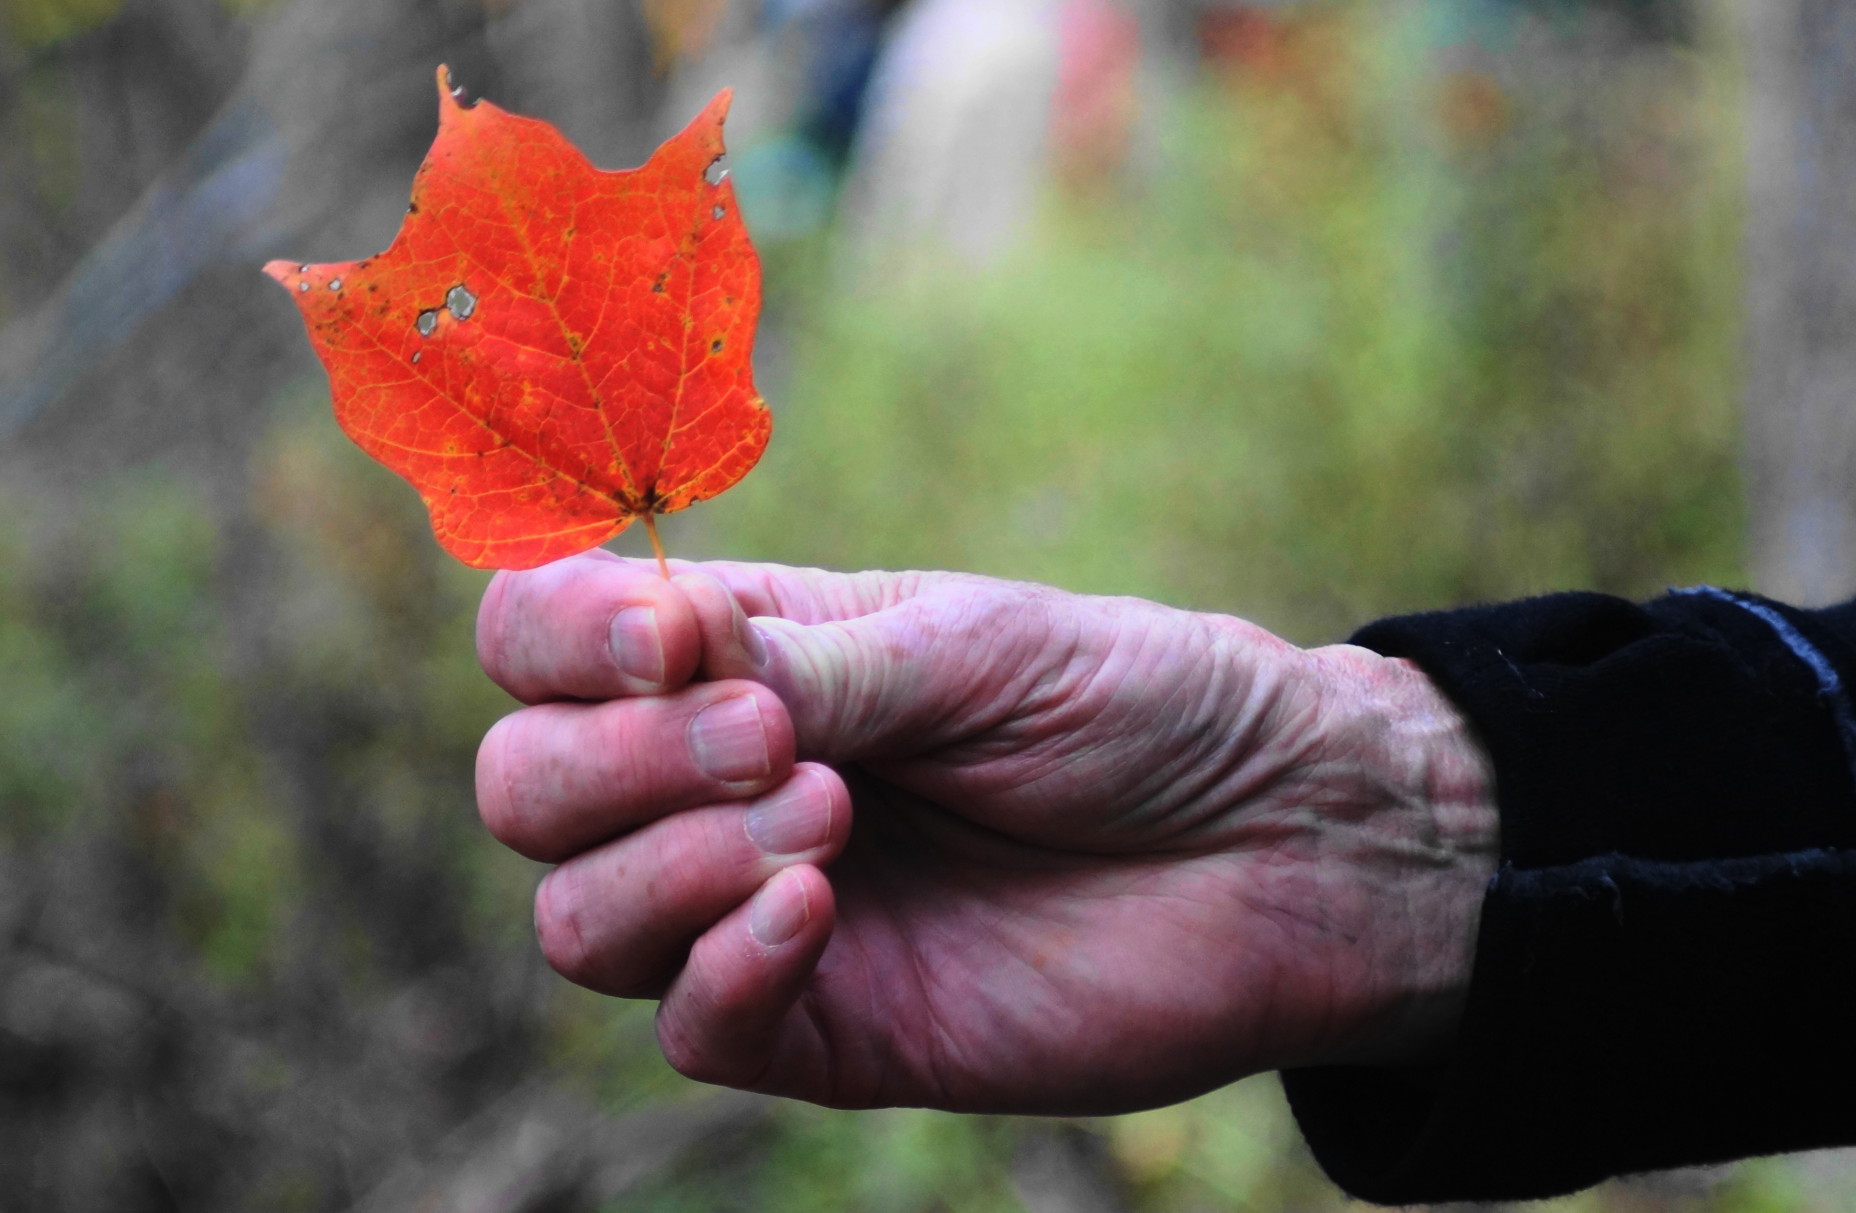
[3,0,124,52]
[2,2,1832,1211]
[699,5,1745,645]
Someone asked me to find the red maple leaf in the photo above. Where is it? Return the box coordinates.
[264,67,769,571]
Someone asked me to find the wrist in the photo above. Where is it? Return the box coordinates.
[1302,644,1500,1067]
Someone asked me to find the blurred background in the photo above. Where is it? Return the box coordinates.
[0,0,1850,1208]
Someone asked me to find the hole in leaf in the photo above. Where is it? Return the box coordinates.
[417,310,439,337]
[445,68,476,107]
[446,284,477,321]
[411,351,422,364]
[298,263,310,273]
[328,278,342,291]
[297,281,309,293]
[712,205,724,220]
[703,155,729,186]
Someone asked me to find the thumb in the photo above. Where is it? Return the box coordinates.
[674,567,1054,763]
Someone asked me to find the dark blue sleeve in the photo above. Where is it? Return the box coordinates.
[1280,587,1856,1205]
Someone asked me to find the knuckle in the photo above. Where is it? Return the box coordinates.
[474,717,519,838]
[474,714,548,856]
[533,870,596,985]
[968,581,1061,663]
[968,580,1041,635]
[475,570,518,683]
[655,1013,720,1084]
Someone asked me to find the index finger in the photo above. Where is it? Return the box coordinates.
[477,552,701,704]
[661,559,939,625]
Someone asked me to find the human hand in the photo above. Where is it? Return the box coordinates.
[474,553,1497,1114]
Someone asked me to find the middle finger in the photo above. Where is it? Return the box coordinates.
[477,678,795,862]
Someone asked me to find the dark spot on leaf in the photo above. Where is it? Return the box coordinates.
[407,202,420,215]
[710,338,723,353]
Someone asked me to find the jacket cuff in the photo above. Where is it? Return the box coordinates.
[1282,588,1856,1204]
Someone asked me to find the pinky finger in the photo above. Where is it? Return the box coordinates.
[655,864,835,1093]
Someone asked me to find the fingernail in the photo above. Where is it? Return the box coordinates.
[749,869,810,947]
[610,607,664,684]
[688,695,770,783]
[745,771,832,855]
[736,612,768,667]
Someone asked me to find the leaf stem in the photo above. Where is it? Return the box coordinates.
[641,511,670,579]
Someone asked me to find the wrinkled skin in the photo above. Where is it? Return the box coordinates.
[474,552,1497,1115]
